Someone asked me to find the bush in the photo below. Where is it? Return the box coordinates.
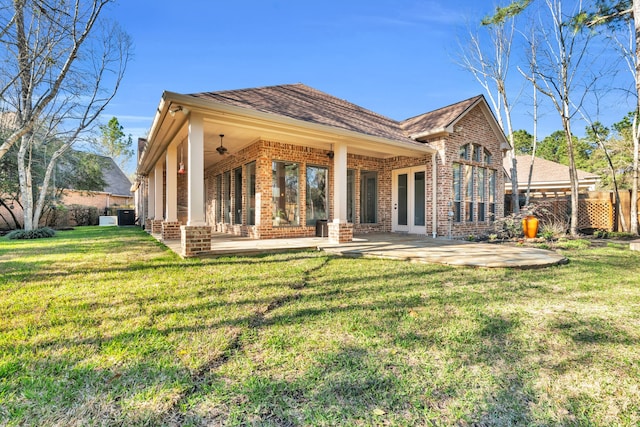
[6,227,56,240]
[68,204,99,226]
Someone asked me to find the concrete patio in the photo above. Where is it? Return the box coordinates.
[155,232,568,268]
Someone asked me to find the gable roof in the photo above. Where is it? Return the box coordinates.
[101,156,133,196]
[505,155,600,190]
[401,95,485,138]
[189,83,413,144]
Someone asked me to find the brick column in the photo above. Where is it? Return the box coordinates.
[328,221,353,244]
[151,219,163,234]
[162,221,181,240]
[145,218,152,232]
[181,225,211,257]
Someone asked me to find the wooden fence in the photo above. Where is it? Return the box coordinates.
[505,191,640,232]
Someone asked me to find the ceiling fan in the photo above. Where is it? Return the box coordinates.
[216,134,228,155]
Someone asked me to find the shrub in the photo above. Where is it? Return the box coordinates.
[68,204,99,226]
[6,227,56,240]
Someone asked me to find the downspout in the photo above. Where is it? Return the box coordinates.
[432,152,438,238]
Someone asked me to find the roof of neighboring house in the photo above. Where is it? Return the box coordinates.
[101,156,133,196]
[504,155,600,190]
[188,84,491,145]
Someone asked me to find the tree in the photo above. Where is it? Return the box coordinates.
[512,129,535,154]
[585,1,640,233]
[0,1,131,230]
[95,117,133,171]
[493,0,603,235]
[459,12,521,212]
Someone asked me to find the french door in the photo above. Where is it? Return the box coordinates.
[392,167,426,234]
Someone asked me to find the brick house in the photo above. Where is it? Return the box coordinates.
[133,84,508,256]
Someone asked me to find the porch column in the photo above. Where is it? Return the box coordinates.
[165,144,178,222]
[146,171,155,231]
[181,112,211,256]
[152,160,164,234]
[187,113,206,226]
[162,143,181,240]
[329,142,353,243]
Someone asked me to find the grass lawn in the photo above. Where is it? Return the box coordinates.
[1,227,639,426]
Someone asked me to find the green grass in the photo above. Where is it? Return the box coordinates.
[1,227,639,426]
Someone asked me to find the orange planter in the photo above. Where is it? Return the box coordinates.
[522,215,539,238]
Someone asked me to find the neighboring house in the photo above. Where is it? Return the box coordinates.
[0,155,133,230]
[134,83,508,256]
[504,155,600,196]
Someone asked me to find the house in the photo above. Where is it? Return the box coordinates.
[0,155,133,230]
[133,84,508,256]
[504,155,600,196]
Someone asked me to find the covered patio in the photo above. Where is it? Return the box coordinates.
[153,232,567,268]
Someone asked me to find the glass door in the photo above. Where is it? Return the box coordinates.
[392,167,426,234]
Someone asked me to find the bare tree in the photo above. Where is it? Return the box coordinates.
[0,1,131,230]
[459,16,521,213]
[520,0,602,235]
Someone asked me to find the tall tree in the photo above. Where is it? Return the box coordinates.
[586,1,639,233]
[492,0,603,235]
[0,1,131,230]
[459,12,521,212]
[95,117,133,171]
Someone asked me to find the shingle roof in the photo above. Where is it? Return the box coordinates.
[101,156,132,196]
[188,84,487,145]
[505,155,600,186]
[400,95,484,137]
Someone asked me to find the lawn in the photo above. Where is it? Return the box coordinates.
[1,227,639,426]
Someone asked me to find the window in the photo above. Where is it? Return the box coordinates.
[465,165,474,222]
[215,174,222,223]
[246,162,256,225]
[452,163,462,222]
[306,165,328,226]
[360,171,377,223]
[234,167,242,224]
[347,169,355,223]
[478,167,486,222]
[459,144,470,160]
[473,144,482,162]
[223,171,231,223]
[414,171,426,226]
[272,161,299,226]
[484,148,492,165]
[489,169,496,219]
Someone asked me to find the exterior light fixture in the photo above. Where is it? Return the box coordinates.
[178,144,186,174]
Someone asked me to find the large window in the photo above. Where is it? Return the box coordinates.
[465,165,474,222]
[360,171,378,224]
[489,169,496,220]
[306,165,328,226]
[452,163,462,222]
[347,169,355,223]
[247,162,256,225]
[234,167,242,224]
[272,161,299,226]
[223,171,231,223]
[215,174,222,223]
[478,167,487,222]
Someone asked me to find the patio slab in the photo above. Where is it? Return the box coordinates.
[154,232,567,268]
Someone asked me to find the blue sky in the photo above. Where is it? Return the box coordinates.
[103,1,635,174]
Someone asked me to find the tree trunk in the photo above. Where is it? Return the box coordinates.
[17,135,34,231]
[563,116,580,236]
[632,0,640,234]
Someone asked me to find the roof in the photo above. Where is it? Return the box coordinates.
[504,156,600,189]
[101,156,133,196]
[401,95,484,137]
[187,84,491,144]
